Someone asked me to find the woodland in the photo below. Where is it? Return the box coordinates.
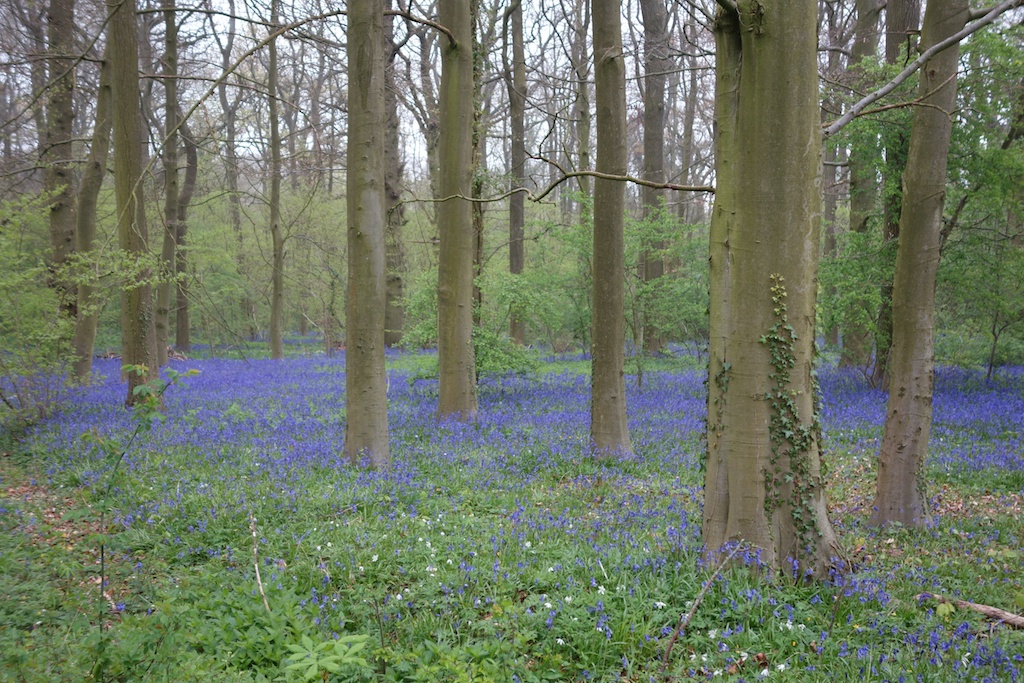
[1,0,1024,679]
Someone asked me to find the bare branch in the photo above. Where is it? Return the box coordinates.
[823,0,1024,137]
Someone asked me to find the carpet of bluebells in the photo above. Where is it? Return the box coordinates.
[2,351,1023,681]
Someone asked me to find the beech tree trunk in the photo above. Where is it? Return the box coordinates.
[590,0,631,455]
[345,0,390,467]
[109,0,156,404]
[267,0,285,360]
[702,0,838,577]
[155,0,177,367]
[504,0,527,345]
[436,0,478,419]
[72,46,112,380]
[873,0,967,528]
[44,0,78,318]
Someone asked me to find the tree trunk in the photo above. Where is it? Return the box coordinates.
[702,0,838,577]
[154,0,177,367]
[45,0,78,319]
[590,0,631,455]
[436,0,478,419]
[504,0,527,344]
[873,0,967,528]
[72,46,113,380]
[268,0,285,360]
[639,0,668,355]
[873,0,922,387]
[175,116,197,351]
[109,0,155,404]
[345,0,390,467]
[572,0,591,218]
[383,2,407,347]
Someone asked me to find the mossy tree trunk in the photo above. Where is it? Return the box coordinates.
[702,0,838,577]
[436,0,478,420]
[345,0,390,467]
[589,0,631,455]
[873,0,967,528]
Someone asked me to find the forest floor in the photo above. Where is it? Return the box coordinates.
[1,353,1022,681]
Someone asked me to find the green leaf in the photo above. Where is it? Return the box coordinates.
[1015,591,1024,611]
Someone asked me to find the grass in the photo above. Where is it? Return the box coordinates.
[0,354,1022,681]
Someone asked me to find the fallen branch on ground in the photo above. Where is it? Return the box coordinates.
[917,592,1024,628]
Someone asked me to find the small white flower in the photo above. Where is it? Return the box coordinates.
[524,541,532,548]
[371,554,378,562]
[556,638,565,645]
[776,663,786,672]
[395,593,403,600]
[316,545,322,551]
[961,652,971,667]
[544,602,553,609]
[447,559,453,565]
[760,669,770,678]
[708,629,718,639]
[564,596,572,604]
[597,585,606,595]
[654,601,667,609]
[548,567,555,572]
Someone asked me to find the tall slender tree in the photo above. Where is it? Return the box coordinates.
[109,0,156,403]
[590,0,631,455]
[638,0,668,355]
[155,0,178,367]
[44,0,77,318]
[175,116,197,352]
[503,0,527,344]
[267,0,285,360]
[873,0,968,528]
[436,0,478,419]
[703,0,838,576]
[72,47,112,380]
[345,0,390,467]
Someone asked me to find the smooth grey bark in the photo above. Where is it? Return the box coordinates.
[702,0,838,577]
[72,47,112,380]
[109,0,155,403]
[267,0,284,360]
[346,0,390,467]
[436,0,478,419]
[873,0,968,528]
[590,0,631,455]
[155,0,177,367]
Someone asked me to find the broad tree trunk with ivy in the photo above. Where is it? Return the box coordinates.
[436,0,478,420]
[702,0,838,577]
[344,0,390,467]
[873,0,967,528]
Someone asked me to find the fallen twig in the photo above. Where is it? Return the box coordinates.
[250,511,271,613]
[661,541,746,673]
[917,592,1024,628]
